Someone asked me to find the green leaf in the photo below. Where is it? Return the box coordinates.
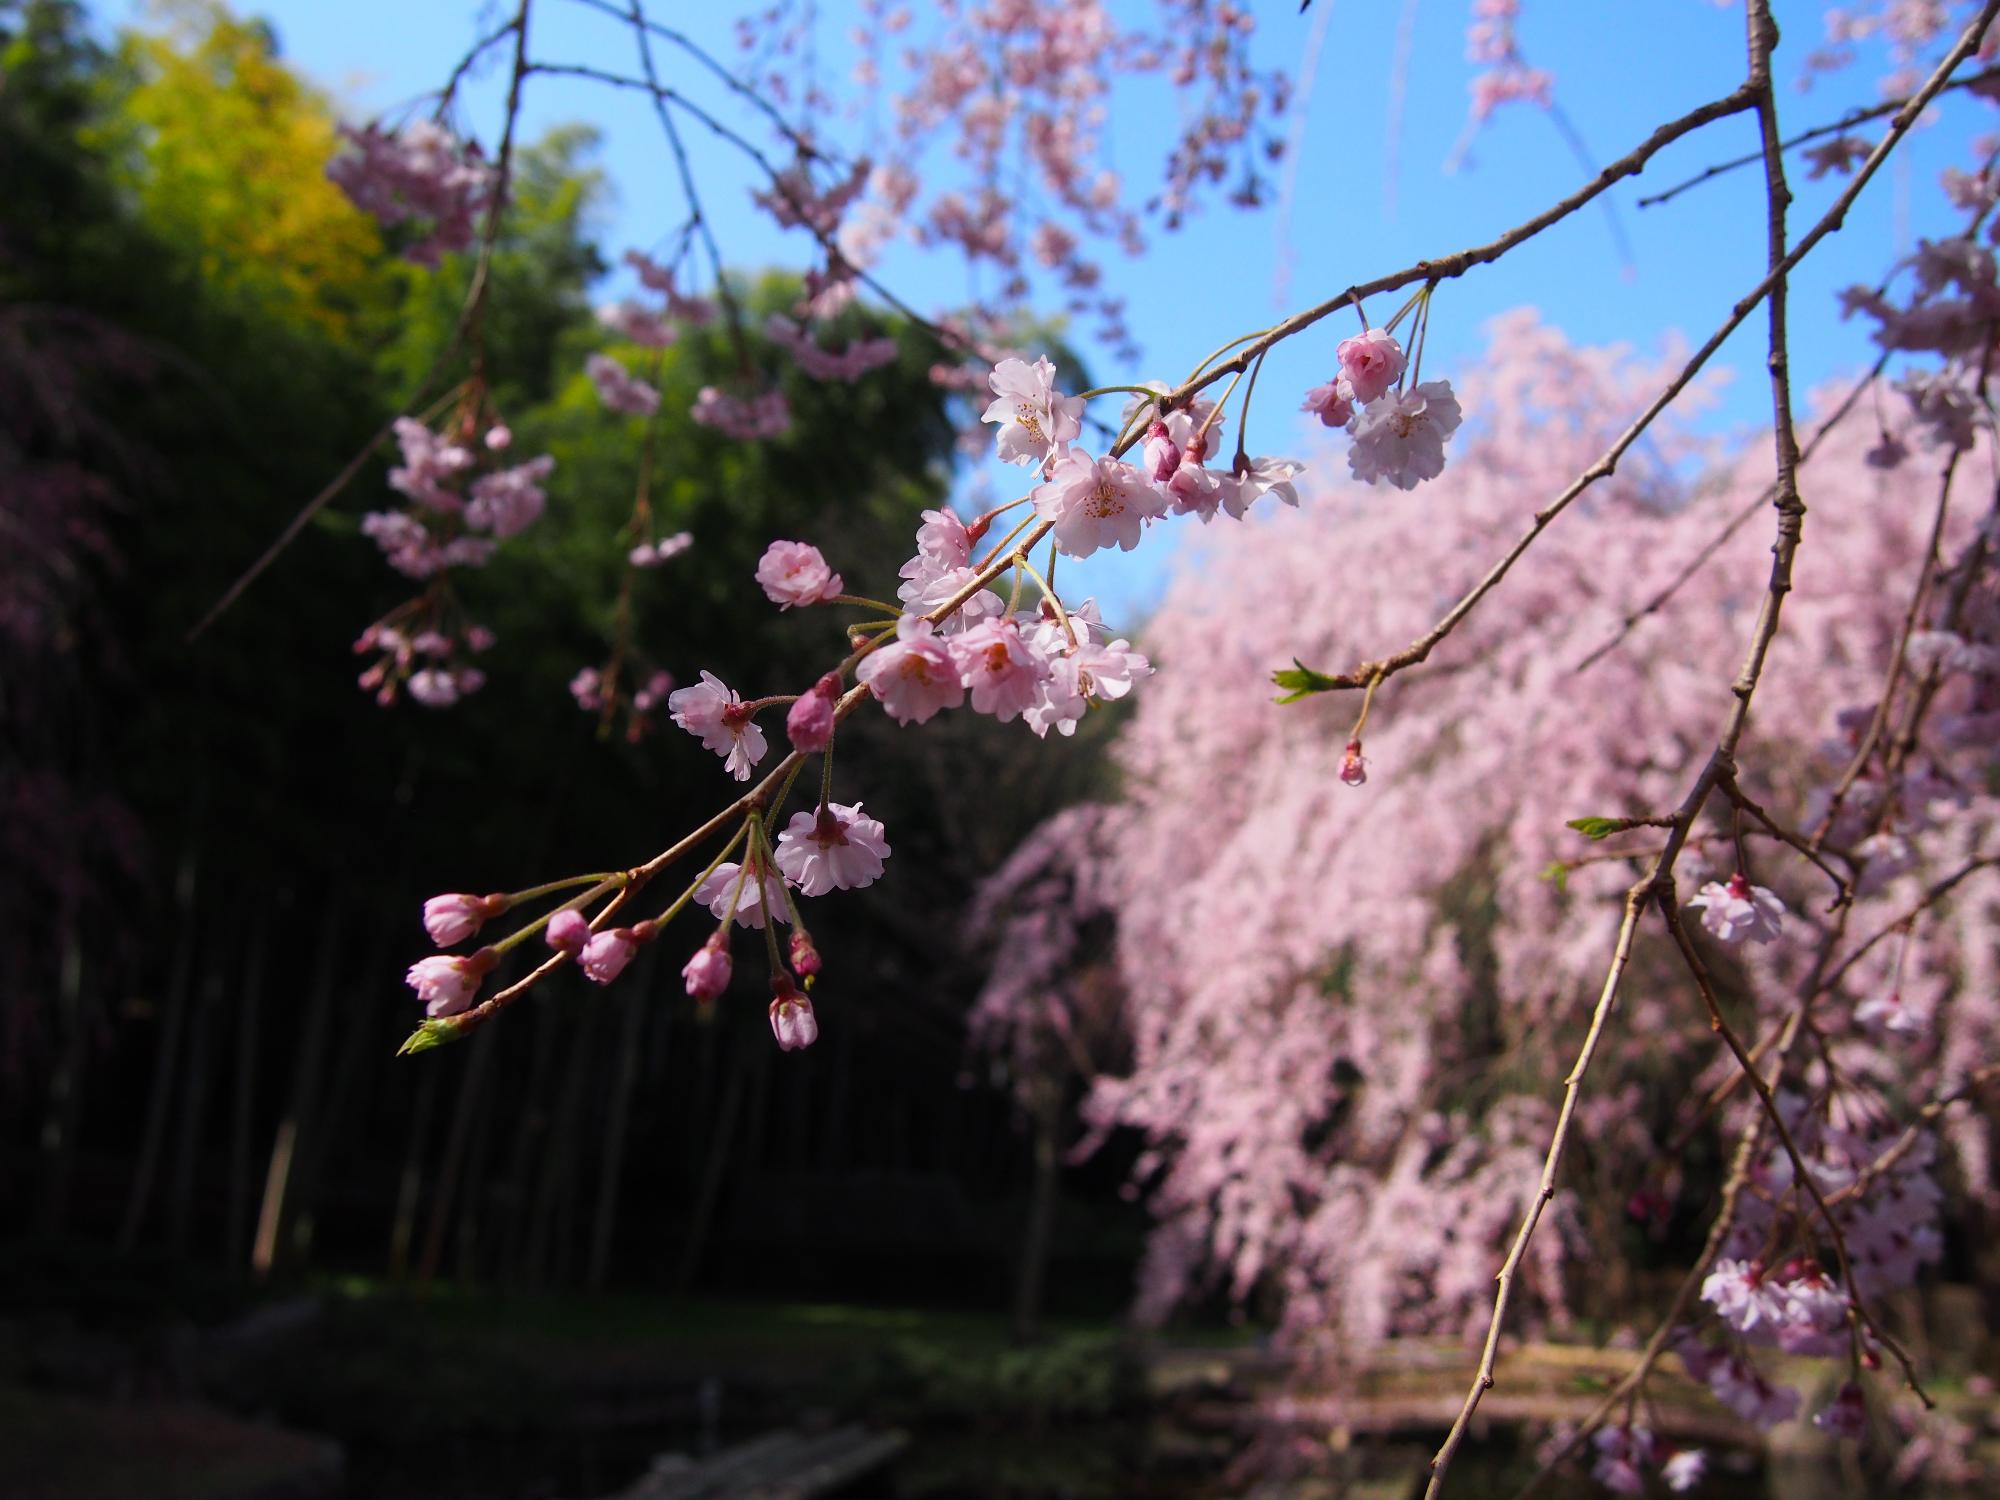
[1565,816,1626,842]
[396,1018,466,1056]
[1539,860,1571,894]
[1272,658,1342,704]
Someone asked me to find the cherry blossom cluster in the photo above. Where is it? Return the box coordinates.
[762,313,899,383]
[1581,1425,1707,1495]
[363,416,553,577]
[353,412,552,708]
[326,120,496,267]
[1300,326,1466,492]
[690,385,793,440]
[570,663,675,742]
[355,616,493,709]
[1462,0,1554,127]
[792,0,1291,358]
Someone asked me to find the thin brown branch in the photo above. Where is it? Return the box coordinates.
[1300,10,1991,700]
[1423,7,2000,1490]
[1818,852,2000,996]
[1811,431,1971,847]
[1825,1060,2000,1209]
[1658,890,1930,1402]
[189,0,535,641]
[1573,351,1887,675]
[1638,63,2000,209]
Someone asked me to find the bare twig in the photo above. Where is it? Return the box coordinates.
[1573,352,1887,674]
[1638,63,2000,209]
[1421,6,2000,1490]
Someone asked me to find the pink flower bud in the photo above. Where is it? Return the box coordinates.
[1142,420,1181,483]
[545,909,590,954]
[423,892,502,947]
[789,929,822,978]
[581,926,646,985]
[1335,327,1407,406]
[1339,739,1368,787]
[484,424,512,451]
[405,948,497,1018]
[768,977,819,1052]
[786,672,841,753]
[682,935,733,1000]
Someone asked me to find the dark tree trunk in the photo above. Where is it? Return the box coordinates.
[225,915,269,1271]
[1010,1085,1063,1346]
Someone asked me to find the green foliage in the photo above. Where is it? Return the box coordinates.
[1565,815,1627,841]
[836,1330,1139,1424]
[100,0,393,341]
[1271,657,1343,703]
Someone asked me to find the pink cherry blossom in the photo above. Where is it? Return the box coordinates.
[581,927,641,984]
[667,670,769,781]
[682,935,732,1000]
[387,417,474,511]
[1142,420,1181,483]
[1347,379,1464,490]
[755,540,844,608]
[545,909,590,954]
[1336,327,1408,405]
[1661,1451,1706,1492]
[1815,1382,1868,1439]
[1856,990,1924,1037]
[951,617,1050,722]
[693,857,791,929]
[786,672,840,753]
[406,668,461,708]
[690,385,791,440]
[326,120,493,266]
[1217,455,1304,520]
[856,615,965,724]
[768,978,819,1051]
[982,356,1084,467]
[423,893,497,947]
[911,507,972,571]
[1032,451,1161,557]
[629,532,694,569]
[1025,639,1153,739]
[894,562,1006,632]
[1301,381,1355,428]
[1589,1426,1653,1495]
[788,929,822,978]
[596,300,676,347]
[774,802,891,896]
[405,950,494,1019]
[465,454,554,538]
[586,353,661,416]
[1686,873,1786,945]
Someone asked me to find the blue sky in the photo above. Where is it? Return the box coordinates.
[109,0,1981,618]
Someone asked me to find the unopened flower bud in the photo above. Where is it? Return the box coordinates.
[1339,739,1368,787]
[682,935,732,1000]
[405,948,498,1018]
[768,976,819,1051]
[423,892,505,948]
[582,922,654,985]
[1142,420,1181,483]
[545,909,590,954]
[786,672,841,753]
[789,929,822,978]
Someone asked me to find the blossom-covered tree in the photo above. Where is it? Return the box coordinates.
[160,0,2000,1490]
